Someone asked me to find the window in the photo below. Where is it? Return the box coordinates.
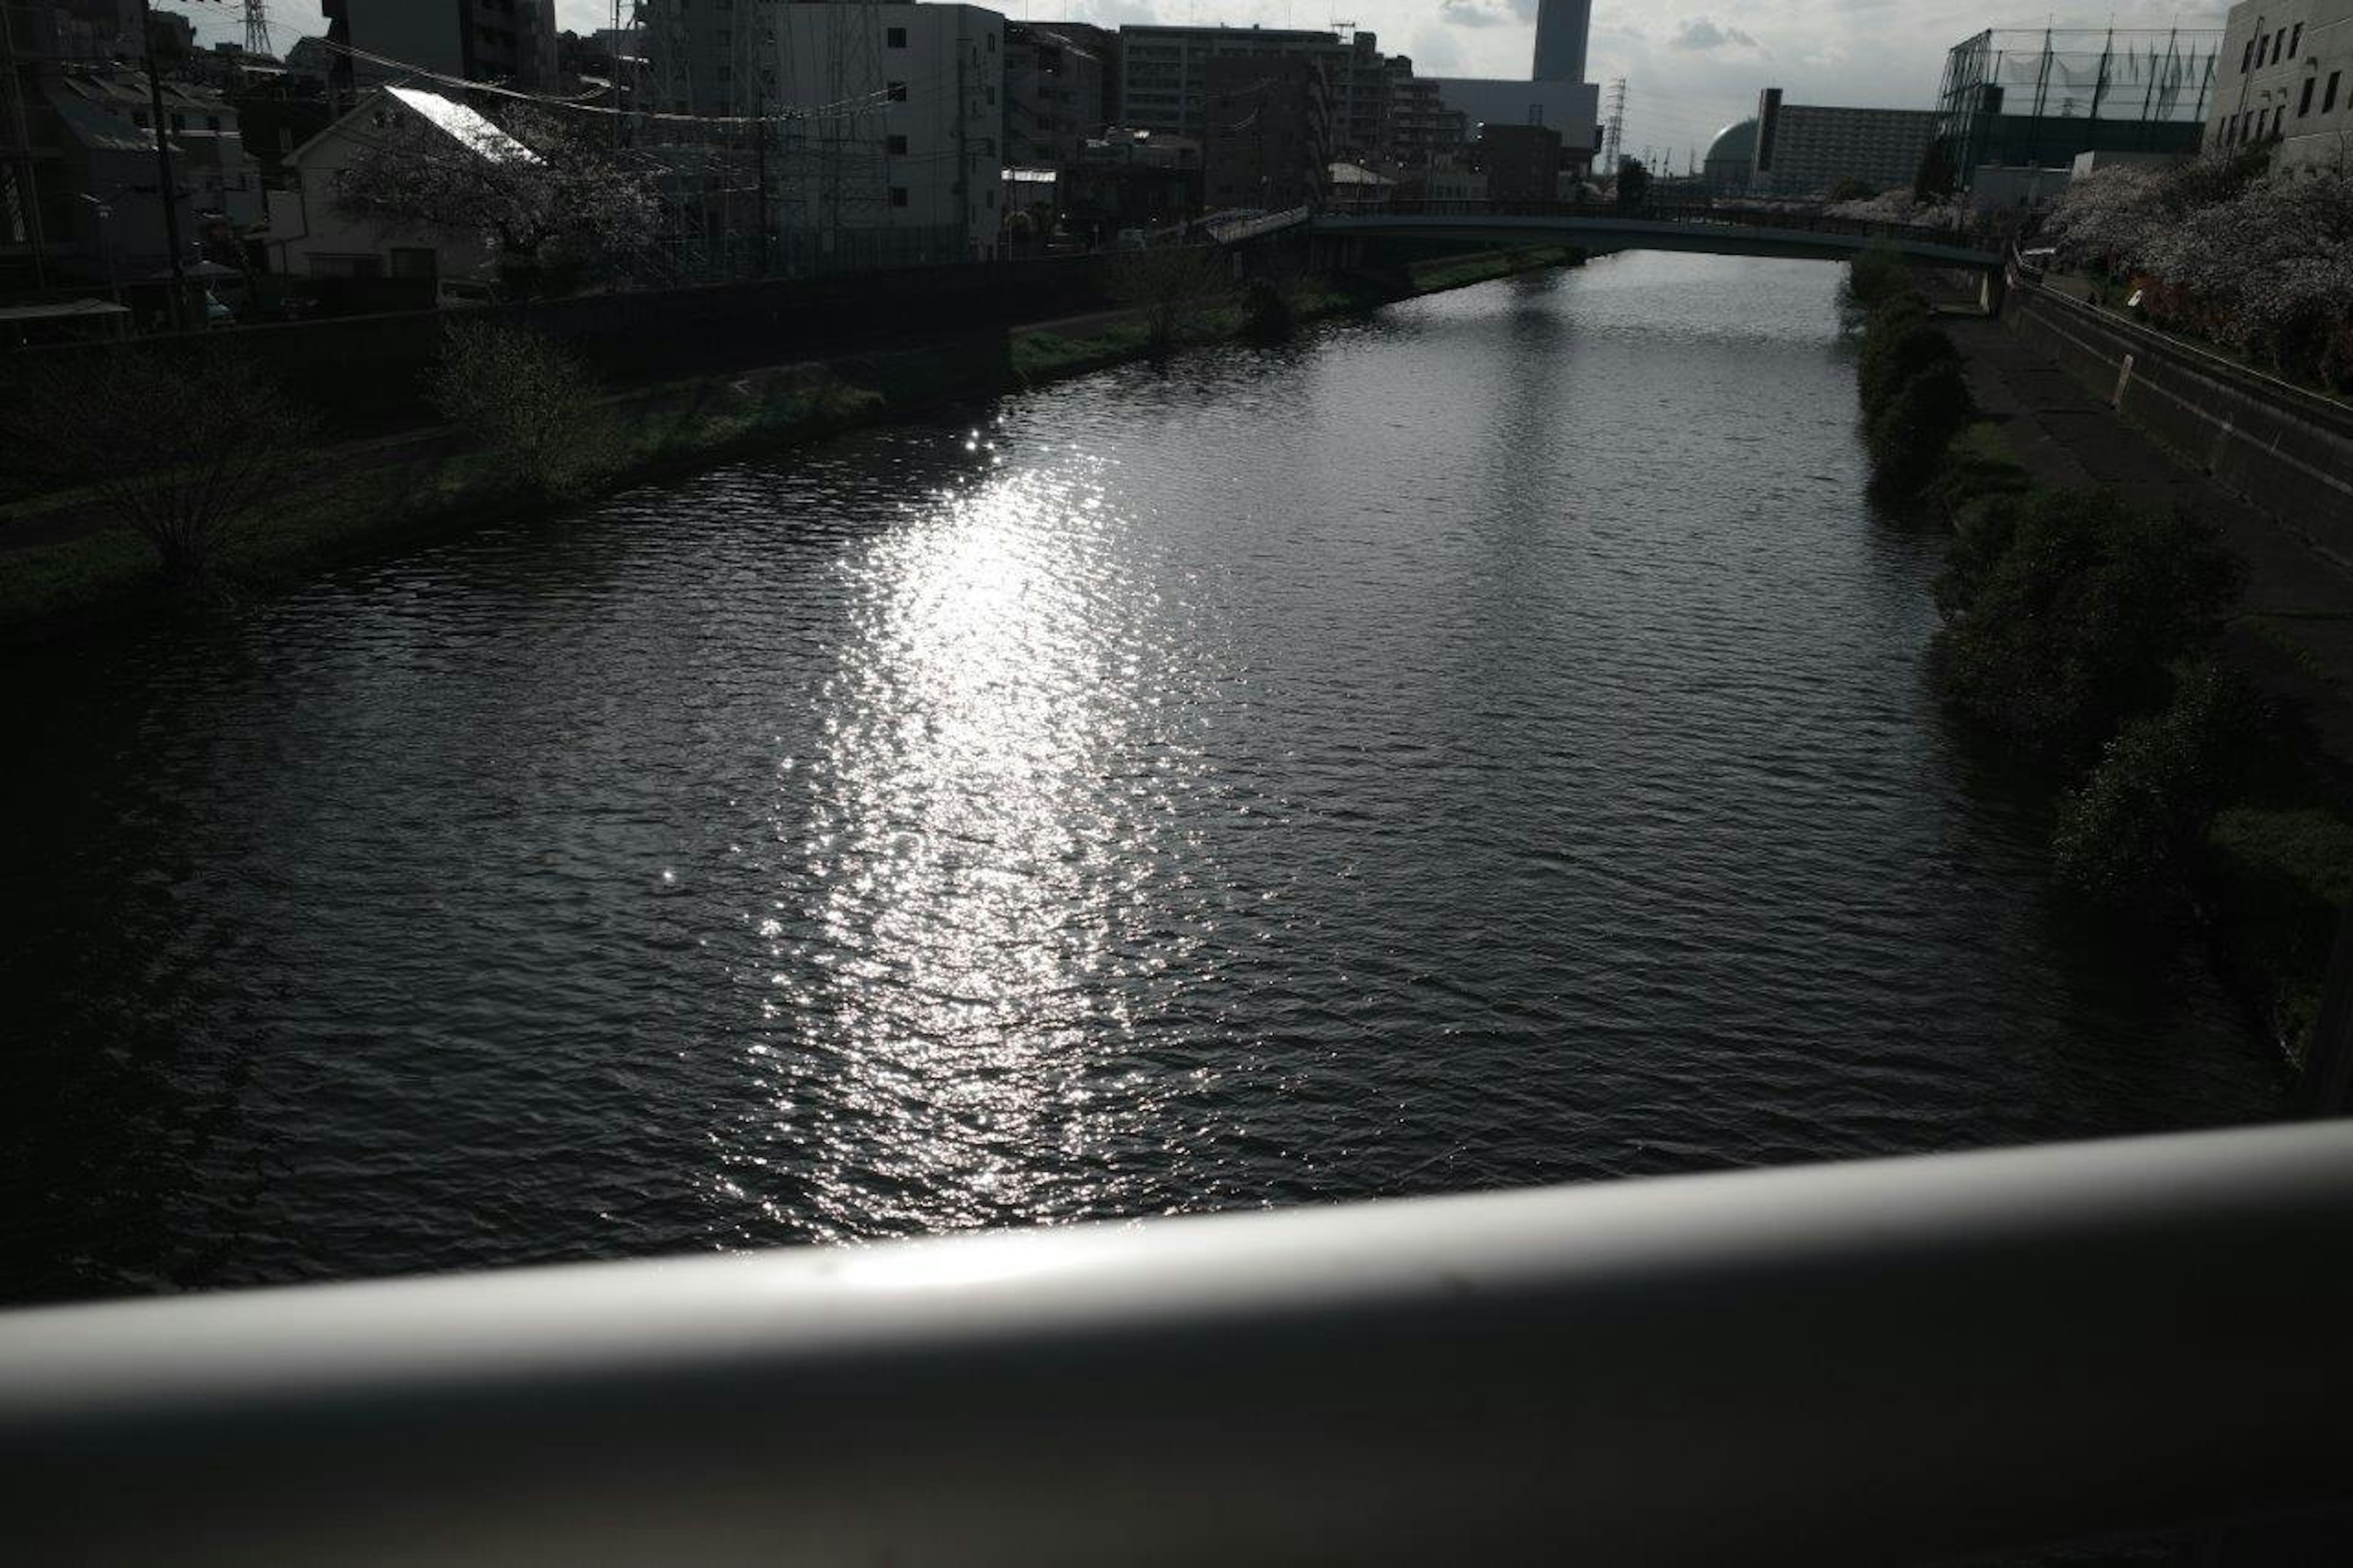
[886,26,906,48]
[2327,72,2343,114]
[2274,29,2287,64]
[2302,77,2317,116]
[2290,23,2304,58]
[887,133,907,154]
[887,80,906,102]
[388,247,438,279]
[2243,39,2256,73]
[889,186,909,207]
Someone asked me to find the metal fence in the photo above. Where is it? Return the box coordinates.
[4,1121,2351,1564]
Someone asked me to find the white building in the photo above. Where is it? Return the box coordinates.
[2209,2,2353,172]
[640,1,1006,270]
[265,85,523,283]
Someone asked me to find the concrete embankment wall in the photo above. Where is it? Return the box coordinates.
[9,257,1115,439]
[2003,279,2353,544]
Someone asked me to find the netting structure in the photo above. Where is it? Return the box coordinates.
[1933,28,2222,176]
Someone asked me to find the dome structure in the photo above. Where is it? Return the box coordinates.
[1703,118,1759,191]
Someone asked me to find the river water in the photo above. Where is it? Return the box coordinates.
[0,253,2289,1303]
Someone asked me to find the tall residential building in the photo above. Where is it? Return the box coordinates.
[1005,21,1110,167]
[1383,56,1465,168]
[2208,2,2353,171]
[1749,89,1940,196]
[1202,51,1329,211]
[639,2,1007,271]
[1120,25,1340,142]
[323,0,561,99]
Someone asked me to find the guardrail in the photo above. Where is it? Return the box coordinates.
[5,1122,2351,1564]
[1346,199,1987,246]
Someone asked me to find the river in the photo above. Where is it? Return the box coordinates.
[0,252,2289,1303]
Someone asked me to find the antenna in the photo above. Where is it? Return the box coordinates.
[1601,77,1627,171]
[241,0,273,57]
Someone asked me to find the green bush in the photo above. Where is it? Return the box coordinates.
[1932,490,2242,762]
[1858,316,1961,412]
[1866,358,1975,501]
[1923,422,2035,520]
[428,320,614,499]
[2052,663,2258,909]
[2207,806,2353,1061]
[1842,237,1913,316]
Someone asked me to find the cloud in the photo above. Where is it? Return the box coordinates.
[1669,17,1765,54]
[1439,0,1523,29]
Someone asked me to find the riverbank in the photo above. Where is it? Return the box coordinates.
[1922,298,2353,1074]
[0,246,1577,649]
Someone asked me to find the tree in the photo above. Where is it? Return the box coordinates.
[1101,243,1235,362]
[2053,663,2259,909]
[428,321,614,499]
[1615,157,1651,211]
[1914,138,1958,202]
[1933,490,2243,762]
[332,100,659,296]
[0,351,319,587]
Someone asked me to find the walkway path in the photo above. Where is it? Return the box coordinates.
[1948,314,2353,787]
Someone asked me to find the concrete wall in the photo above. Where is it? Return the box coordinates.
[2004,276,2353,540]
[9,255,1119,437]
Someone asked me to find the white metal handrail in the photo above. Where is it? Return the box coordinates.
[4,1121,2351,1564]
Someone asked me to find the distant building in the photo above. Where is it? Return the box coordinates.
[1325,159,1395,208]
[322,0,562,99]
[1703,117,1759,191]
[1064,127,1202,235]
[25,68,262,287]
[2208,2,2353,172]
[1119,25,1343,144]
[1532,0,1592,86]
[1005,22,1110,167]
[1477,121,1563,201]
[1203,53,1330,213]
[1931,28,2221,191]
[1383,59,1466,168]
[1433,79,1601,173]
[1749,89,1939,197]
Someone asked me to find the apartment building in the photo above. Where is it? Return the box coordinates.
[2209,2,2353,170]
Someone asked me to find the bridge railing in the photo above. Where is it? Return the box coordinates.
[4,1121,2352,1563]
[1336,199,1994,251]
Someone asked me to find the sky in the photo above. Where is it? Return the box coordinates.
[178,1,2229,170]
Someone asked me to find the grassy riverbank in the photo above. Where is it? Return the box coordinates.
[1,246,1577,648]
[1851,245,2353,1069]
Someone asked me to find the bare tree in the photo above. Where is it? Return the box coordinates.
[1,351,318,587]
[332,101,659,295]
[1102,243,1237,361]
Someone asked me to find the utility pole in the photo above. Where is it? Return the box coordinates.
[755,81,771,276]
[136,0,188,331]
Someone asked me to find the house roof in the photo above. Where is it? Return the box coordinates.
[45,89,158,154]
[290,84,540,168]
[385,86,539,165]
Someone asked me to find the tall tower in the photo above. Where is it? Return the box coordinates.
[1531,0,1589,84]
[241,1,273,58]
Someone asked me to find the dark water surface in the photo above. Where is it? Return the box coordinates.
[0,254,2288,1301]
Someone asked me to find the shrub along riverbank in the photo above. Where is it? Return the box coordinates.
[0,245,1577,647]
[1847,240,2353,1069]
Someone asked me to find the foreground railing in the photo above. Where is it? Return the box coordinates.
[5,1122,2352,1563]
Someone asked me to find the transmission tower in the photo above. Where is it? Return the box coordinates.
[241,0,273,57]
[818,0,892,260]
[1601,77,1626,173]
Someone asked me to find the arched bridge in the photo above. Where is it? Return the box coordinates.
[1243,202,2003,271]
